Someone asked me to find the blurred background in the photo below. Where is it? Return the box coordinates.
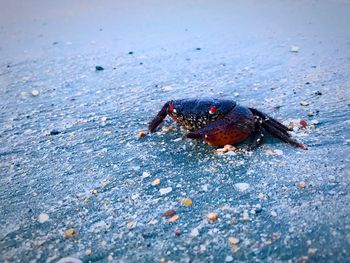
[0,0,350,262]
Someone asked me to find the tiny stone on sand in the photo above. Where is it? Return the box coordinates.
[207,212,218,223]
[38,213,49,223]
[64,228,77,238]
[159,187,172,195]
[151,178,160,186]
[31,90,39,96]
[234,183,250,192]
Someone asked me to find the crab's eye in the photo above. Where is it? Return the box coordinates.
[209,106,216,114]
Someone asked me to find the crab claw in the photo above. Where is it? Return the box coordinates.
[148,101,171,132]
[187,106,255,146]
[187,122,252,146]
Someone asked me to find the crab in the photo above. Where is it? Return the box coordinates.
[148,98,307,150]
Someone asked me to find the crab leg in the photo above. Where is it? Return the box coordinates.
[248,117,266,150]
[263,122,307,149]
[248,108,307,149]
[249,108,291,136]
[148,101,171,132]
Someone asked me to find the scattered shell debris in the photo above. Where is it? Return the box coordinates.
[162,209,176,218]
[290,46,300,52]
[181,198,193,207]
[234,183,250,192]
[216,144,237,153]
[207,212,219,223]
[141,171,151,178]
[161,85,173,92]
[299,181,306,189]
[159,187,173,195]
[300,100,309,106]
[167,214,180,223]
[138,130,146,137]
[38,213,49,223]
[31,89,39,96]
[64,228,77,238]
[151,178,161,186]
[228,237,240,245]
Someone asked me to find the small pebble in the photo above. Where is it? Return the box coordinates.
[49,129,60,136]
[128,51,133,55]
[95,66,104,71]
[138,130,146,137]
[299,181,306,189]
[151,178,160,186]
[85,249,92,255]
[91,189,98,195]
[31,90,39,96]
[167,214,180,223]
[159,187,172,195]
[270,211,278,217]
[64,228,77,238]
[300,101,309,106]
[255,204,263,213]
[175,229,182,236]
[228,237,240,245]
[181,198,193,207]
[141,171,151,178]
[100,116,107,122]
[225,255,233,262]
[38,213,49,223]
[290,46,300,52]
[162,209,176,217]
[307,111,314,117]
[207,212,218,223]
[162,85,173,92]
[234,183,250,192]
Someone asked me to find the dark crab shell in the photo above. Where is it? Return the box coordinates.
[148,97,306,149]
[168,98,236,130]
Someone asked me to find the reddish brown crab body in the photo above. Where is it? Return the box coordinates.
[148,98,306,149]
